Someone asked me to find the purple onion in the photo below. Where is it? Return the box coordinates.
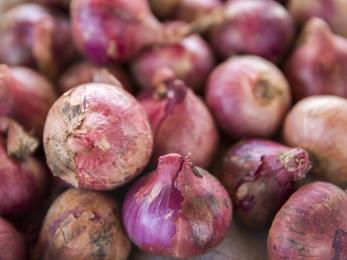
[0,218,26,260]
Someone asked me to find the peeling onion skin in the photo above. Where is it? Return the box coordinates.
[58,61,133,94]
[206,55,291,139]
[285,18,347,101]
[288,0,347,38]
[0,218,26,260]
[210,0,294,63]
[43,83,153,190]
[138,75,218,168]
[0,4,75,78]
[222,139,312,229]
[34,189,131,260]
[268,182,347,260]
[0,65,57,137]
[123,154,232,259]
[283,96,347,187]
[131,34,215,92]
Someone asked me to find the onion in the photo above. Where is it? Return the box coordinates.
[138,71,218,168]
[268,181,347,260]
[0,3,75,78]
[285,18,347,101]
[122,153,232,259]
[283,95,347,187]
[206,55,291,139]
[43,83,153,190]
[288,0,347,37]
[222,139,312,229]
[58,61,133,94]
[0,218,26,260]
[0,117,47,216]
[0,65,57,137]
[34,188,131,260]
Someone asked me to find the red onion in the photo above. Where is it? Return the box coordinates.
[0,218,26,260]
[210,0,294,63]
[0,65,57,137]
[268,181,347,259]
[122,153,232,259]
[206,55,291,139]
[283,95,347,187]
[0,117,47,216]
[138,72,218,168]
[288,0,347,37]
[0,4,75,78]
[43,83,153,190]
[285,18,347,101]
[58,61,133,94]
[222,139,312,229]
[131,34,215,92]
[34,188,131,260]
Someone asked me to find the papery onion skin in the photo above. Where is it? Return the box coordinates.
[58,61,133,94]
[268,182,347,260]
[0,218,26,260]
[138,74,218,168]
[283,95,347,187]
[0,4,75,78]
[210,0,294,63]
[122,153,232,259]
[206,55,291,139]
[132,34,215,92]
[285,18,347,101]
[288,0,347,37]
[34,188,131,260]
[0,65,57,137]
[222,139,311,229]
[43,83,153,190]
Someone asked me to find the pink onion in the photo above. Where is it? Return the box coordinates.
[206,55,291,139]
[123,153,232,259]
[138,72,218,168]
[34,188,131,260]
[0,218,26,260]
[43,83,153,190]
[285,18,347,101]
[268,182,347,259]
[222,139,312,229]
[58,61,133,94]
[283,95,347,187]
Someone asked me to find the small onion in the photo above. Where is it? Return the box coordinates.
[283,95,347,187]
[122,153,232,259]
[222,139,312,229]
[0,218,26,260]
[268,182,347,260]
[34,188,131,260]
[43,83,153,190]
[138,72,218,168]
[206,55,291,139]
[285,18,347,101]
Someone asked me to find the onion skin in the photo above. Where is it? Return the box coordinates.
[283,95,347,187]
[222,139,312,229]
[131,34,215,92]
[123,153,232,259]
[0,4,75,78]
[0,218,26,260]
[0,65,57,137]
[285,18,347,101]
[288,0,347,37]
[43,83,153,190]
[34,188,131,260]
[138,75,218,168]
[210,0,294,63]
[268,182,347,260]
[206,55,291,139]
[58,61,133,94]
